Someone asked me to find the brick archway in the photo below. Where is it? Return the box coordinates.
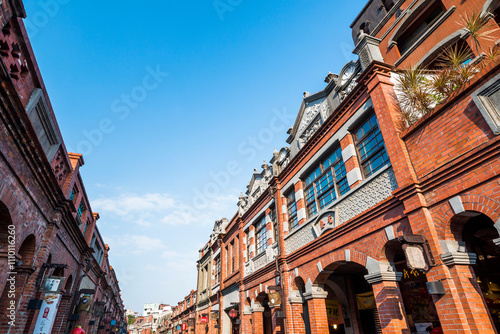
[311,249,369,285]
[438,194,500,240]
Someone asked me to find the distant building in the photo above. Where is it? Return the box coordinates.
[144,303,161,316]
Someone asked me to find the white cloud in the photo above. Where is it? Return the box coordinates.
[92,192,238,227]
[107,234,165,255]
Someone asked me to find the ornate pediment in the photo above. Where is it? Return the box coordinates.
[298,98,330,136]
[210,218,228,244]
[237,161,273,216]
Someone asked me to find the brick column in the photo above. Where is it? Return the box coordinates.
[365,271,410,333]
[265,208,274,246]
[248,226,256,259]
[304,285,328,334]
[340,134,363,189]
[242,308,252,334]
[287,292,306,334]
[365,64,418,189]
[251,302,264,334]
[294,182,307,226]
[441,252,497,333]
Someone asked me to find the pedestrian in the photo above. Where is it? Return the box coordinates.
[71,325,85,334]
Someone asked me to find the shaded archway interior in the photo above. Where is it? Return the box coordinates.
[460,213,500,331]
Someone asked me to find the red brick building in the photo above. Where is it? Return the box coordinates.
[0,0,126,333]
[168,0,500,333]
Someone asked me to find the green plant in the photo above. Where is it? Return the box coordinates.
[395,11,500,128]
[458,11,499,53]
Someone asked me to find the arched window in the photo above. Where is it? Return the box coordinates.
[395,0,446,55]
[425,39,474,69]
[382,0,395,12]
[360,21,370,35]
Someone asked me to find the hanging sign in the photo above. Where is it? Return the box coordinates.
[201,316,208,323]
[356,291,376,310]
[41,276,65,293]
[181,323,187,330]
[78,294,93,312]
[33,293,62,334]
[269,291,281,307]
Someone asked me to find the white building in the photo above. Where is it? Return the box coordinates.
[143,303,160,316]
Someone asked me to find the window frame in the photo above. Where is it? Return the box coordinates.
[353,114,390,178]
[303,146,350,218]
[395,0,446,55]
[255,216,268,255]
[214,255,221,284]
[286,191,298,231]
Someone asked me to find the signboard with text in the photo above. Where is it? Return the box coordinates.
[33,293,61,334]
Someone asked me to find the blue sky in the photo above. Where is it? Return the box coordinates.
[23,0,367,312]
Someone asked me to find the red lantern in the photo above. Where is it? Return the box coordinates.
[228,309,238,318]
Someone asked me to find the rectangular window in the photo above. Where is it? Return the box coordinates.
[231,240,235,273]
[69,187,77,201]
[286,191,298,231]
[83,220,89,236]
[303,146,350,217]
[214,255,221,284]
[396,1,445,54]
[78,200,86,217]
[255,216,268,255]
[354,114,390,177]
[270,206,278,242]
[226,246,230,275]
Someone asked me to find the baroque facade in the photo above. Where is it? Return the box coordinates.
[170,0,500,333]
[0,0,127,333]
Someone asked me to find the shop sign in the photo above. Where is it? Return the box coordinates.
[403,244,428,271]
[111,319,117,325]
[326,300,343,324]
[78,294,93,312]
[181,323,187,330]
[41,276,65,293]
[33,293,61,334]
[201,316,208,323]
[176,326,181,330]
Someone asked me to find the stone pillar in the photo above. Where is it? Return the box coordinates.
[365,271,410,334]
[352,34,384,70]
[441,251,497,333]
[288,291,306,334]
[304,284,328,334]
[251,302,264,334]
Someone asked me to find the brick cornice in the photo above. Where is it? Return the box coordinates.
[440,252,477,266]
